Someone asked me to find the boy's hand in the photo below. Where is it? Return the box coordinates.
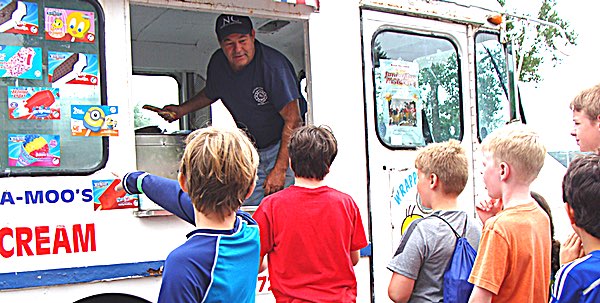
[476,198,502,224]
[560,233,584,265]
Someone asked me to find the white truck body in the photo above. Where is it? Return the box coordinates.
[0,0,570,302]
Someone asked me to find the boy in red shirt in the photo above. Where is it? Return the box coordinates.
[253,125,368,303]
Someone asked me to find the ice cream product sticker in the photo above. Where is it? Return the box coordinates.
[48,51,98,86]
[92,179,138,211]
[0,45,42,79]
[8,86,60,120]
[0,1,39,35]
[71,105,118,136]
[8,134,60,167]
[45,8,95,43]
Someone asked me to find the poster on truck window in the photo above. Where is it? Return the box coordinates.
[44,8,95,43]
[376,59,425,146]
[48,51,98,86]
[71,105,118,136]
[92,179,139,211]
[0,45,42,79]
[0,1,39,35]
[8,86,60,120]
[7,134,60,167]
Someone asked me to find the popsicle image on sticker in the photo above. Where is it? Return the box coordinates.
[45,8,94,43]
[0,1,39,35]
[48,51,98,86]
[71,105,119,137]
[8,86,60,120]
[7,134,60,167]
[0,45,42,79]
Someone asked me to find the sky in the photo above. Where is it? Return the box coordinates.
[506,0,600,151]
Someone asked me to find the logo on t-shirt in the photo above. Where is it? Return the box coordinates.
[253,87,268,105]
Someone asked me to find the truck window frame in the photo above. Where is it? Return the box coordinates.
[0,0,107,178]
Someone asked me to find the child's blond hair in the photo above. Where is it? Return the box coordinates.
[481,123,546,184]
[415,139,468,196]
[571,83,600,120]
[179,127,258,220]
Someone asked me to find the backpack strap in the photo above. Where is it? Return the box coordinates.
[429,214,460,239]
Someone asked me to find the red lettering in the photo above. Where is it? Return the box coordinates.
[1,223,97,258]
[15,227,34,256]
[73,224,96,252]
[257,276,267,292]
[52,226,72,254]
[0,227,13,258]
[35,226,50,255]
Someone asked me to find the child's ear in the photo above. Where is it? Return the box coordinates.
[565,203,576,226]
[499,162,509,181]
[245,178,257,200]
[178,171,188,193]
[429,173,438,189]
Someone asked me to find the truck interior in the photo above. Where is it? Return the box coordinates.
[128,4,307,211]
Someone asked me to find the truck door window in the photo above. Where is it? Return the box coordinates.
[0,0,105,177]
[372,30,462,148]
[474,32,510,141]
[131,75,180,134]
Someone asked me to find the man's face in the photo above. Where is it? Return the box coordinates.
[571,109,600,152]
[481,151,502,199]
[219,30,256,72]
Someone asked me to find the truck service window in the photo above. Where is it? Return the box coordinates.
[0,0,105,177]
[474,32,511,141]
[131,74,180,134]
[372,31,462,149]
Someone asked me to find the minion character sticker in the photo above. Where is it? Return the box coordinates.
[71,105,119,137]
[44,8,95,43]
[8,134,60,167]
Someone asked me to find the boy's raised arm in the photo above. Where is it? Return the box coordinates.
[121,171,196,225]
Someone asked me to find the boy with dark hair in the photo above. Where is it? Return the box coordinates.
[468,123,551,303]
[387,139,481,303]
[551,153,600,302]
[570,83,600,153]
[121,127,260,303]
[252,125,368,302]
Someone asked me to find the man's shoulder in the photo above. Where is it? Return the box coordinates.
[256,40,293,69]
[208,48,227,67]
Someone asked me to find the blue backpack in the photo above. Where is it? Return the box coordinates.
[431,214,477,303]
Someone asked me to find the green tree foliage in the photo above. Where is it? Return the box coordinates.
[133,104,151,129]
[500,0,577,82]
[418,54,460,142]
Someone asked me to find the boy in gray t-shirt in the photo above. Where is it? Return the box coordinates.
[387,140,481,303]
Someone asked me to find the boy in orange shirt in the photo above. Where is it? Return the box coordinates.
[468,123,551,303]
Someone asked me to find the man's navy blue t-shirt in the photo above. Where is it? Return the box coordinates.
[204,40,304,149]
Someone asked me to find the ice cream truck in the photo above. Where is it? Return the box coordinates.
[0,0,571,302]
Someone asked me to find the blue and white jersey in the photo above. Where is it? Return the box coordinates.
[157,213,260,303]
[551,250,600,303]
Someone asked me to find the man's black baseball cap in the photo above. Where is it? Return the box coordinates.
[215,14,253,41]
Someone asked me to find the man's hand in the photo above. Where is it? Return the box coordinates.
[264,167,286,196]
[560,233,585,265]
[476,198,502,224]
[159,105,183,122]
